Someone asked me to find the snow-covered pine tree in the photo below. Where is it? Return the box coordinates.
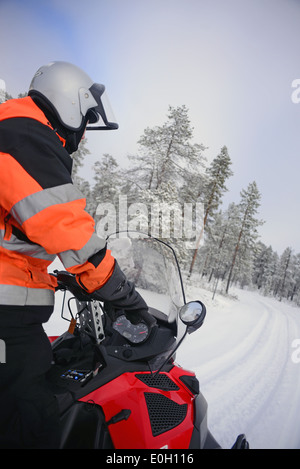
[262,249,280,297]
[126,105,205,192]
[121,105,206,256]
[198,210,225,279]
[208,203,241,280]
[92,153,121,205]
[225,181,263,294]
[188,145,233,276]
[72,138,90,179]
[75,178,94,216]
[259,247,300,305]
[0,79,6,103]
[91,153,123,237]
[276,247,293,301]
[290,253,300,304]
[252,242,275,290]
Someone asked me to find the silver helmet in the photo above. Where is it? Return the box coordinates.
[28,61,118,131]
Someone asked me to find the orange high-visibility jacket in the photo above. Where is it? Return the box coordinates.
[0,96,115,308]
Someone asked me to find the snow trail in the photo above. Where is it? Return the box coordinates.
[177,286,300,449]
[44,261,300,449]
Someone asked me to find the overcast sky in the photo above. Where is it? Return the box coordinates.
[1,0,300,254]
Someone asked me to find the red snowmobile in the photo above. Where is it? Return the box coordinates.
[47,232,248,449]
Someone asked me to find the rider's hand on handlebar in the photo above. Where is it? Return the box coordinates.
[55,262,156,329]
[125,309,156,329]
[77,261,156,328]
[104,303,156,329]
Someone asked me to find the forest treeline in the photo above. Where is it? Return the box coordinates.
[73,105,300,306]
[3,91,299,305]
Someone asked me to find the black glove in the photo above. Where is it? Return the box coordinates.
[89,261,156,329]
[55,263,156,330]
[55,270,92,301]
[104,302,157,330]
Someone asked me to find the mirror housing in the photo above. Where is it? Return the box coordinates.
[179,301,206,334]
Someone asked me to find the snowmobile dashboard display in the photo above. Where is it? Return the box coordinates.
[60,369,94,384]
[112,314,150,344]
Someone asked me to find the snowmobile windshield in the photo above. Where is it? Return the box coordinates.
[106,231,186,340]
[86,83,119,131]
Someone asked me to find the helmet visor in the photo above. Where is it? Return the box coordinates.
[86,83,119,130]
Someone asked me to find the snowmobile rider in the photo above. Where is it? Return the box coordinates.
[0,61,154,448]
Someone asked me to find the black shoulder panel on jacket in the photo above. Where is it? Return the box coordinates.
[0,117,73,189]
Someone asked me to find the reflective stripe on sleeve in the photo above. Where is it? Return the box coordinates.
[10,183,83,225]
[0,229,56,261]
[58,233,107,268]
[0,284,54,306]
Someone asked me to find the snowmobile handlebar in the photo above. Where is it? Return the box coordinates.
[52,270,92,302]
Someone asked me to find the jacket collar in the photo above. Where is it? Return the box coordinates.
[0,96,66,147]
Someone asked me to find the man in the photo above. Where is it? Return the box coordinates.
[0,61,153,448]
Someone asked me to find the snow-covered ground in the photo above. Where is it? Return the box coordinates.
[177,282,300,449]
[44,261,300,450]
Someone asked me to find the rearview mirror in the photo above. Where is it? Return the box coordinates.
[179,301,206,333]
